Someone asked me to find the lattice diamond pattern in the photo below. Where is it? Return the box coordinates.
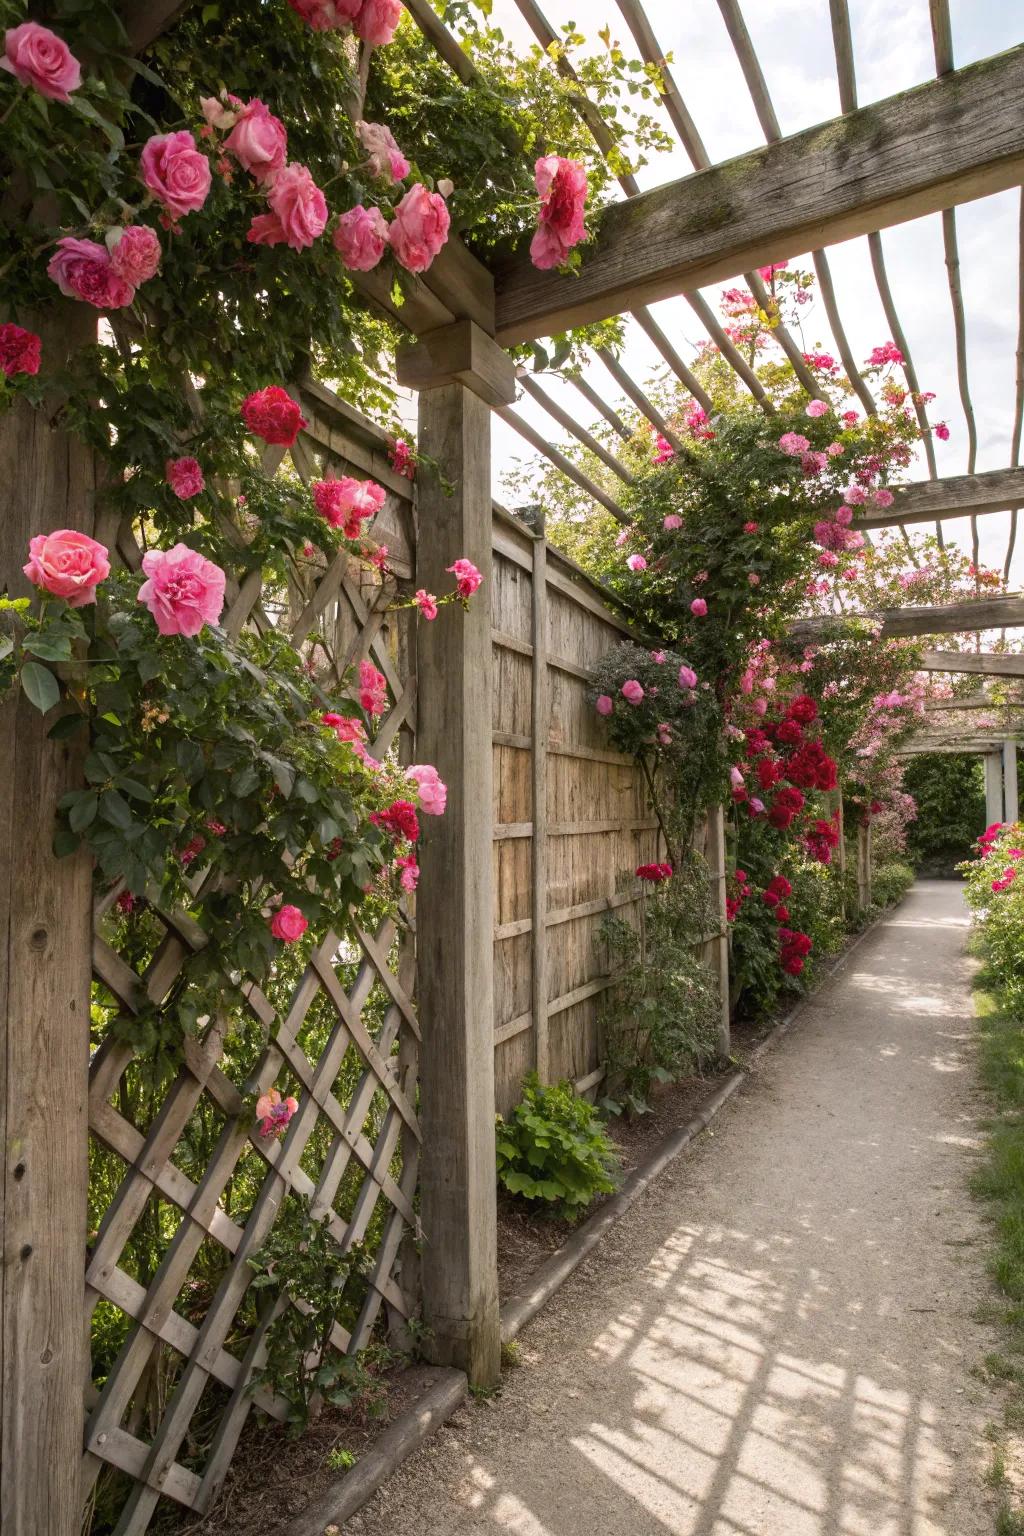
[84,386,421,1530]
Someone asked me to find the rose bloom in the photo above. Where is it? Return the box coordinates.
[312,476,386,537]
[414,589,438,620]
[137,542,226,636]
[406,763,447,815]
[663,514,683,531]
[249,162,328,251]
[357,120,409,182]
[47,237,135,310]
[626,554,647,572]
[778,431,810,456]
[0,323,41,378]
[355,0,404,46]
[270,904,308,942]
[286,0,361,29]
[743,521,759,533]
[23,529,110,607]
[256,1088,299,1137]
[621,679,644,705]
[107,225,161,286]
[396,853,419,892]
[530,155,588,270]
[224,99,288,183]
[678,665,697,690]
[166,456,205,499]
[805,399,829,418]
[140,131,212,219]
[873,488,895,508]
[2,22,81,102]
[447,558,482,599]
[389,183,450,273]
[333,204,390,271]
[595,694,613,716]
[691,597,708,617]
[241,385,307,446]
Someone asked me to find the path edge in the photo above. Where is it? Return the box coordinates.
[281,905,891,1534]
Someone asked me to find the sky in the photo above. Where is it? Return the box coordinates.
[471,0,1024,581]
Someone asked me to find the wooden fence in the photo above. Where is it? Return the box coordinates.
[2,377,727,1534]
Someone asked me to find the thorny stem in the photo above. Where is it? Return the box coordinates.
[639,752,679,870]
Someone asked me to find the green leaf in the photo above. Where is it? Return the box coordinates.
[53,827,81,858]
[70,95,125,152]
[99,789,134,831]
[0,638,12,663]
[20,662,60,714]
[48,712,88,740]
[70,792,99,832]
[117,777,154,803]
[23,633,73,662]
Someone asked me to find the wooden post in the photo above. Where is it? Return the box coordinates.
[707,804,730,1058]
[985,750,1005,827]
[1003,740,1019,825]
[530,519,551,1083]
[1,313,95,1534]
[856,822,874,911]
[401,323,515,1389]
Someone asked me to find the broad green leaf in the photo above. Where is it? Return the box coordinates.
[20,661,60,714]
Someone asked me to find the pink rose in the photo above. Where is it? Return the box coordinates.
[663,514,682,531]
[396,854,419,892]
[23,529,110,607]
[286,0,361,30]
[2,22,81,102]
[357,120,409,182]
[200,95,238,131]
[47,237,135,310]
[140,131,211,219]
[224,99,288,183]
[873,488,895,508]
[166,457,205,499]
[388,183,450,274]
[270,905,308,942]
[406,763,447,816]
[805,399,829,418]
[312,476,385,537]
[447,558,482,599]
[333,204,389,271]
[595,695,613,716]
[690,598,708,617]
[678,666,697,690]
[778,432,810,456]
[843,485,867,505]
[241,386,307,446]
[621,680,644,705]
[414,589,438,620]
[935,422,950,441]
[626,554,647,572]
[137,542,226,636]
[530,155,588,270]
[355,0,404,46]
[248,162,328,251]
[0,323,41,378]
[107,225,161,286]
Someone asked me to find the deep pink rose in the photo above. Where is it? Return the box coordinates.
[447,558,482,599]
[47,238,135,310]
[388,183,450,274]
[107,225,161,286]
[595,695,613,716]
[312,476,385,537]
[138,543,226,636]
[0,323,41,378]
[140,131,212,219]
[355,0,403,46]
[224,99,288,183]
[24,529,110,607]
[357,120,409,182]
[286,0,360,30]
[414,589,438,620]
[530,155,588,271]
[261,162,328,250]
[241,386,307,446]
[690,598,708,617]
[621,680,644,705]
[270,904,308,942]
[333,204,389,271]
[2,22,81,102]
[166,457,205,499]
[406,764,447,815]
[678,665,697,690]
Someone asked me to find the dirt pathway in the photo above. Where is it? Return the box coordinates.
[350,881,1000,1535]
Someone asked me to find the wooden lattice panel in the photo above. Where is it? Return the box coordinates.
[84,386,421,1530]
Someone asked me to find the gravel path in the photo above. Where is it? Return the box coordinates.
[350,881,999,1536]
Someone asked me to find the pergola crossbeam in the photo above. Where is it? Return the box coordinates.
[919,651,1024,678]
[851,467,1024,530]
[793,593,1024,642]
[492,46,1024,345]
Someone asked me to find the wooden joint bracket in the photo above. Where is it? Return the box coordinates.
[397,320,517,409]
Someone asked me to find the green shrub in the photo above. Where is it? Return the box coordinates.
[496,1075,620,1217]
[871,860,916,910]
[904,753,986,873]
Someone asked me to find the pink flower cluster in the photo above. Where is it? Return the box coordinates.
[530,156,588,271]
[312,476,386,538]
[241,386,308,447]
[407,763,447,815]
[255,1088,299,1137]
[334,184,450,275]
[358,659,388,716]
[448,559,483,600]
[636,863,673,884]
[0,323,41,379]
[286,0,403,46]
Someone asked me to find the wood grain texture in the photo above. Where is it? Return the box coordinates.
[792,594,1024,641]
[0,311,95,1536]
[920,650,1024,677]
[851,467,1024,530]
[493,46,1024,343]
[416,383,501,1387]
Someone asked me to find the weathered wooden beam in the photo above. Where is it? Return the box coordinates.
[925,694,1023,710]
[900,739,1008,755]
[414,374,501,1389]
[492,46,1024,345]
[396,320,516,409]
[852,467,1024,530]
[919,650,1024,677]
[793,594,1024,642]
